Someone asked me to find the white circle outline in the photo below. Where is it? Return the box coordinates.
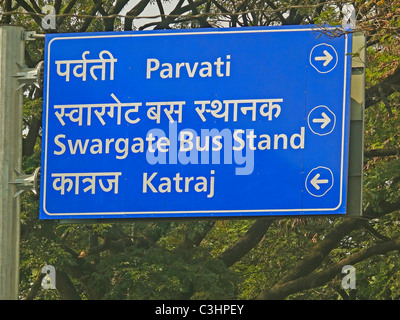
[307,105,336,136]
[309,43,338,74]
[305,166,334,197]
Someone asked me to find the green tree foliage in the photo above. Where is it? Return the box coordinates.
[1,0,400,299]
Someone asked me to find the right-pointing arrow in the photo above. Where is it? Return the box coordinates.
[314,50,333,66]
[312,112,331,129]
[310,173,329,190]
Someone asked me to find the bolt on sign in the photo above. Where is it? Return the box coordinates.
[40,25,352,220]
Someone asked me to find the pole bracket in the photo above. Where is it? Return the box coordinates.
[10,167,40,198]
[13,61,43,91]
[22,31,45,41]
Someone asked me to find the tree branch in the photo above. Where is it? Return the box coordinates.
[257,238,400,299]
[124,0,152,31]
[265,0,288,24]
[187,0,212,27]
[256,196,400,299]
[155,0,166,21]
[78,0,104,33]
[22,272,45,300]
[56,0,79,28]
[275,217,366,285]
[23,117,41,157]
[15,0,42,26]
[56,271,81,300]
[364,222,392,242]
[218,218,275,268]
[364,147,400,158]
[178,221,215,250]
[365,65,400,109]
[154,0,209,29]
[77,235,134,258]
[2,0,12,24]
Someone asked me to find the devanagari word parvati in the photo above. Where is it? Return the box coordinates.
[55,50,117,82]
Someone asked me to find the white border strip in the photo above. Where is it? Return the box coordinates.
[42,27,350,216]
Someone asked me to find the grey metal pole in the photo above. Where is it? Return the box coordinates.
[0,26,25,300]
[347,32,365,217]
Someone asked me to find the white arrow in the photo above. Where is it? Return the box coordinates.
[314,50,333,66]
[312,112,331,129]
[310,173,329,190]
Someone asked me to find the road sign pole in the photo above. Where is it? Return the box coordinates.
[347,32,365,216]
[0,26,25,300]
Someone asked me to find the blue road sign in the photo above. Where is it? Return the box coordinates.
[40,25,352,220]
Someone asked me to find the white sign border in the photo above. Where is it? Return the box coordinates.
[41,27,351,217]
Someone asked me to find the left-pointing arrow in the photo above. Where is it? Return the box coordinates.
[314,50,333,66]
[312,112,331,129]
[310,173,329,190]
